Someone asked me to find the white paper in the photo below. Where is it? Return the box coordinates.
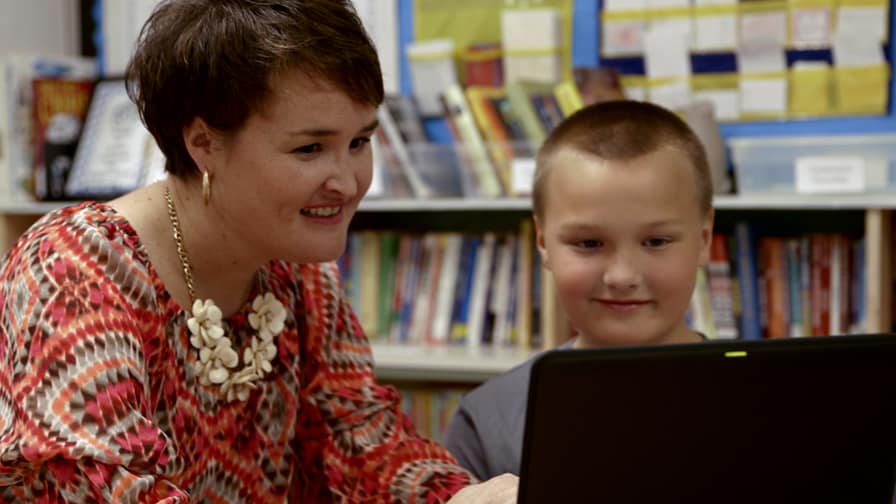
[352,0,400,94]
[649,17,693,49]
[624,84,647,102]
[692,89,740,121]
[790,6,832,48]
[738,38,786,74]
[511,157,536,195]
[795,156,865,194]
[602,19,647,56]
[739,78,787,115]
[832,32,884,68]
[604,0,646,11]
[647,0,688,9]
[695,15,737,51]
[836,6,888,43]
[648,80,691,111]
[644,28,691,78]
[739,10,788,46]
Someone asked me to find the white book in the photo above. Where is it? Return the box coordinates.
[491,235,516,347]
[431,233,463,344]
[466,233,496,349]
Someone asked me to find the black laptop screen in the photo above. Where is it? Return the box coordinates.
[518,334,896,504]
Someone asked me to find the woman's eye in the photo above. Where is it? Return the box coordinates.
[293,143,322,156]
[350,136,371,151]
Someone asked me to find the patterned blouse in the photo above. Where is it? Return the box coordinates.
[0,202,473,503]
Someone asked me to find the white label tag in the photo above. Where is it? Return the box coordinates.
[511,157,537,195]
[794,156,865,194]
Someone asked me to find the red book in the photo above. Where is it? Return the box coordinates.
[31,77,94,200]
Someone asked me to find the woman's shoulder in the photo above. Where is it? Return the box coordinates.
[3,201,149,281]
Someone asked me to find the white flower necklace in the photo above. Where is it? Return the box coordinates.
[164,187,287,402]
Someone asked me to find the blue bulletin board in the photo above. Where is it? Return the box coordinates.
[400,0,896,142]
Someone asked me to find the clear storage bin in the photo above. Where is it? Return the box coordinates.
[728,133,896,195]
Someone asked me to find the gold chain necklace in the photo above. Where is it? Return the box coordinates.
[163,186,287,402]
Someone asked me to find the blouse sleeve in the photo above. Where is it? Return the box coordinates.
[295,262,476,503]
[0,228,188,503]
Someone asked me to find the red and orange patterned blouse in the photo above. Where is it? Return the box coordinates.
[0,202,473,503]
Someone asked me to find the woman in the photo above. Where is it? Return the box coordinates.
[0,0,516,501]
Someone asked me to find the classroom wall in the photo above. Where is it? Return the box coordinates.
[0,1,80,56]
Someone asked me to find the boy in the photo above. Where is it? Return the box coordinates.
[442,100,715,480]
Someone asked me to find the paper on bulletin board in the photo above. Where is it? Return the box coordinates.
[836,5,888,43]
[692,89,740,120]
[693,0,737,51]
[644,27,691,78]
[832,32,884,67]
[738,38,786,74]
[790,5,832,48]
[352,0,400,94]
[739,78,787,116]
[739,9,787,46]
[602,17,647,56]
[649,79,691,111]
[414,0,573,81]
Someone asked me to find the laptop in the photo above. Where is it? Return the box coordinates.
[518,333,896,503]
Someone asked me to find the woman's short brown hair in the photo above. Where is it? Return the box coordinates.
[533,100,713,219]
[126,0,384,177]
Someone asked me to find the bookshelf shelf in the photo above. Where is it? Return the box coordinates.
[3,194,896,217]
[370,343,540,382]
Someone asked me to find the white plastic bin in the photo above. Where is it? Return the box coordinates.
[728,133,896,195]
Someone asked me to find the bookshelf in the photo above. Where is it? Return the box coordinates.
[2,195,891,377]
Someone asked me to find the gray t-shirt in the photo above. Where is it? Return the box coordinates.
[442,341,575,481]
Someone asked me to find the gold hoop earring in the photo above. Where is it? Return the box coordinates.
[202,171,211,206]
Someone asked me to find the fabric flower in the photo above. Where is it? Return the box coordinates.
[195,338,239,385]
[187,299,225,349]
[222,367,259,402]
[248,293,286,341]
[243,336,277,374]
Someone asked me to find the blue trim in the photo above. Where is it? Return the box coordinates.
[92,0,104,76]
[398,0,414,96]
[573,0,600,67]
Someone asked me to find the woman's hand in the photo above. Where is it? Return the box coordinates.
[448,473,519,503]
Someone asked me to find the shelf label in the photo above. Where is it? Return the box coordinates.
[795,156,866,194]
[511,157,536,195]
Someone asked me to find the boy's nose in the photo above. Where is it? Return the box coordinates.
[602,256,639,290]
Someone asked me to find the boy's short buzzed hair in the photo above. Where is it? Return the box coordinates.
[533,100,713,219]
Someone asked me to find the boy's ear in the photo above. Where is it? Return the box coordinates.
[182,117,218,176]
[534,216,551,270]
[698,209,715,266]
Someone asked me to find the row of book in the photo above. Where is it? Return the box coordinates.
[398,386,467,444]
[373,78,585,200]
[340,224,868,349]
[337,224,556,351]
[692,225,866,341]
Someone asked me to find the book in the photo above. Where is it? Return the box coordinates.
[441,84,503,197]
[0,53,96,201]
[463,42,503,87]
[506,80,558,148]
[465,86,517,195]
[734,221,762,340]
[31,77,94,200]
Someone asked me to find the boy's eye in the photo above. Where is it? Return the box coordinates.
[576,239,602,249]
[293,143,322,157]
[643,237,671,248]
[350,136,371,152]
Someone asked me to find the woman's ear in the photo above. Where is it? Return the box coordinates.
[182,117,217,175]
[534,216,551,270]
